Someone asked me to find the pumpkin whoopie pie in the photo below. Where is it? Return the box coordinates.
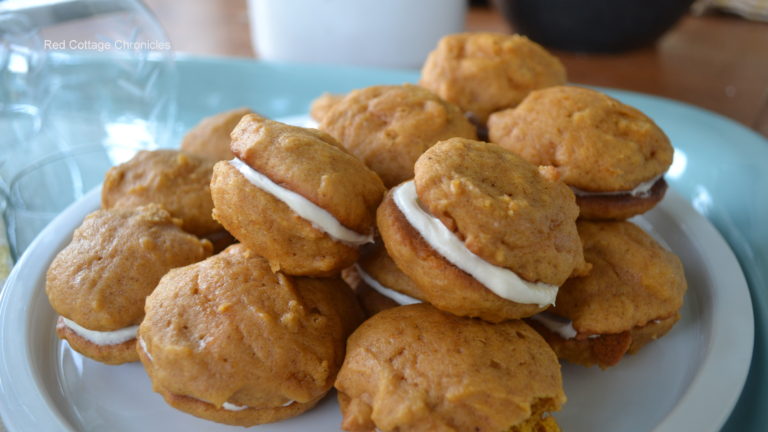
[137,244,364,426]
[310,92,343,123]
[420,32,566,126]
[336,304,565,432]
[318,84,476,187]
[488,85,673,220]
[180,107,254,161]
[102,149,222,236]
[46,204,212,364]
[527,220,687,368]
[210,114,386,276]
[377,138,588,322]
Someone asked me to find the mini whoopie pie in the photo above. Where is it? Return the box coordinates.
[102,149,222,237]
[318,84,477,187]
[377,137,588,322]
[138,244,364,426]
[527,220,687,368]
[180,107,254,161]
[310,93,343,123]
[336,304,565,432]
[46,204,212,364]
[420,32,566,126]
[488,85,674,220]
[210,114,386,276]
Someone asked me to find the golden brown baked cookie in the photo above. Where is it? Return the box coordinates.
[336,304,565,432]
[102,150,221,236]
[488,85,673,220]
[527,220,687,368]
[318,84,476,187]
[138,244,364,426]
[528,313,679,370]
[420,33,566,124]
[310,92,343,123]
[377,138,587,322]
[55,317,140,365]
[346,242,423,317]
[180,107,253,161]
[46,204,212,364]
[211,114,385,276]
[573,178,668,221]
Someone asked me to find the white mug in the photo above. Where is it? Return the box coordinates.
[247,0,467,69]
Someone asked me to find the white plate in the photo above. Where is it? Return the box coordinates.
[0,179,754,431]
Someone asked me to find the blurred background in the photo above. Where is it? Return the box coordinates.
[143,0,768,137]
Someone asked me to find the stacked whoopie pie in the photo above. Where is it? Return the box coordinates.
[138,114,381,425]
[318,32,687,431]
[45,31,687,431]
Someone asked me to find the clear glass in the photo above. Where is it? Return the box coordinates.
[0,0,177,259]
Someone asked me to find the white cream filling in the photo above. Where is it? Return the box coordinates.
[530,313,666,340]
[571,175,663,198]
[221,400,294,411]
[529,313,578,339]
[138,336,153,361]
[354,264,420,306]
[61,317,138,346]
[229,158,373,246]
[392,181,558,307]
[222,402,249,411]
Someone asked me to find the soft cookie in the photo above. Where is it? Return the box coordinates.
[377,138,588,322]
[319,84,476,187]
[488,86,673,220]
[180,107,254,161]
[46,204,212,364]
[527,220,687,368]
[336,304,565,432]
[420,32,566,125]
[210,114,385,276]
[102,150,222,236]
[138,244,364,426]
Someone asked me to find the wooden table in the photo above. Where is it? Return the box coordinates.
[145,0,768,138]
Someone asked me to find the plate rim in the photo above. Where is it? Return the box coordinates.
[0,190,754,432]
[0,58,762,431]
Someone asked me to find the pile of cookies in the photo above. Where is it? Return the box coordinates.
[45,32,687,431]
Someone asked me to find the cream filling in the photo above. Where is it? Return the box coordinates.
[530,313,666,340]
[229,158,373,246]
[529,313,578,339]
[392,181,558,307]
[571,175,663,198]
[222,402,248,411]
[354,264,420,306]
[60,317,138,346]
[219,400,294,411]
[138,336,153,362]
